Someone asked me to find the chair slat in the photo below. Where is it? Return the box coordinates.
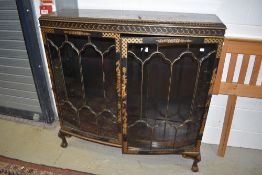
[226,40,262,55]
[238,54,250,84]
[226,53,238,83]
[249,55,262,85]
[219,83,262,98]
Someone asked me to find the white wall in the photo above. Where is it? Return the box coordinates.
[34,0,262,149]
[78,0,262,39]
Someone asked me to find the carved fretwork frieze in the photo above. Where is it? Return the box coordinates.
[40,20,225,37]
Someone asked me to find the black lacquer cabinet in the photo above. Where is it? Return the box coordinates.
[40,9,225,172]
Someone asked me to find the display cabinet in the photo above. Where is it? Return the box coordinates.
[40,9,226,172]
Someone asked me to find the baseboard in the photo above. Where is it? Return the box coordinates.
[0,106,43,121]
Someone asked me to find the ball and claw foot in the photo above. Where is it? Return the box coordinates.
[191,154,201,172]
[58,131,68,148]
[182,153,201,172]
[191,163,199,172]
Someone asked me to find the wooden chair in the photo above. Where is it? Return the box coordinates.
[212,38,262,157]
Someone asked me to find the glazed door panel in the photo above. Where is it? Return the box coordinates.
[122,37,217,153]
[46,32,120,144]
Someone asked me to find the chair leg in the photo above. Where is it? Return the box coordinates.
[217,95,237,156]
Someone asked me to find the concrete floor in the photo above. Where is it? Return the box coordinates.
[0,118,262,175]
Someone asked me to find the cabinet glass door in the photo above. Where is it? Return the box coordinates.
[122,37,217,153]
[46,33,120,144]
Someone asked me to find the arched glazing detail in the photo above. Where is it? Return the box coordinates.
[47,39,67,101]
[46,33,118,140]
[80,44,104,103]
[127,120,154,150]
[60,101,79,127]
[60,42,83,108]
[126,42,217,151]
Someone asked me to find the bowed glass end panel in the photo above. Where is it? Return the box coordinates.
[47,33,119,141]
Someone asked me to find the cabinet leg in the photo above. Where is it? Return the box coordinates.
[191,154,201,172]
[182,153,201,172]
[58,131,68,148]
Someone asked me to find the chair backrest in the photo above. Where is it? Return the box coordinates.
[213,38,262,99]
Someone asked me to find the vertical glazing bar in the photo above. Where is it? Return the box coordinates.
[65,34,68,41]
[165,62,173,119]
[188,61,201,120]
[174,61,183,116]
[102,54,106,98]
[96,118,99,135]
[150,127,154,150]
[172,127,178,150]
[140,63,144,119]
[163,59,174,137]
[57,44,69,101]
[78,55,86,105]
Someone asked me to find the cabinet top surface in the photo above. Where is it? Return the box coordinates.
[40,9,225,28]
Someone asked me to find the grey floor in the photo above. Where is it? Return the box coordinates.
[0,117,261,175]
